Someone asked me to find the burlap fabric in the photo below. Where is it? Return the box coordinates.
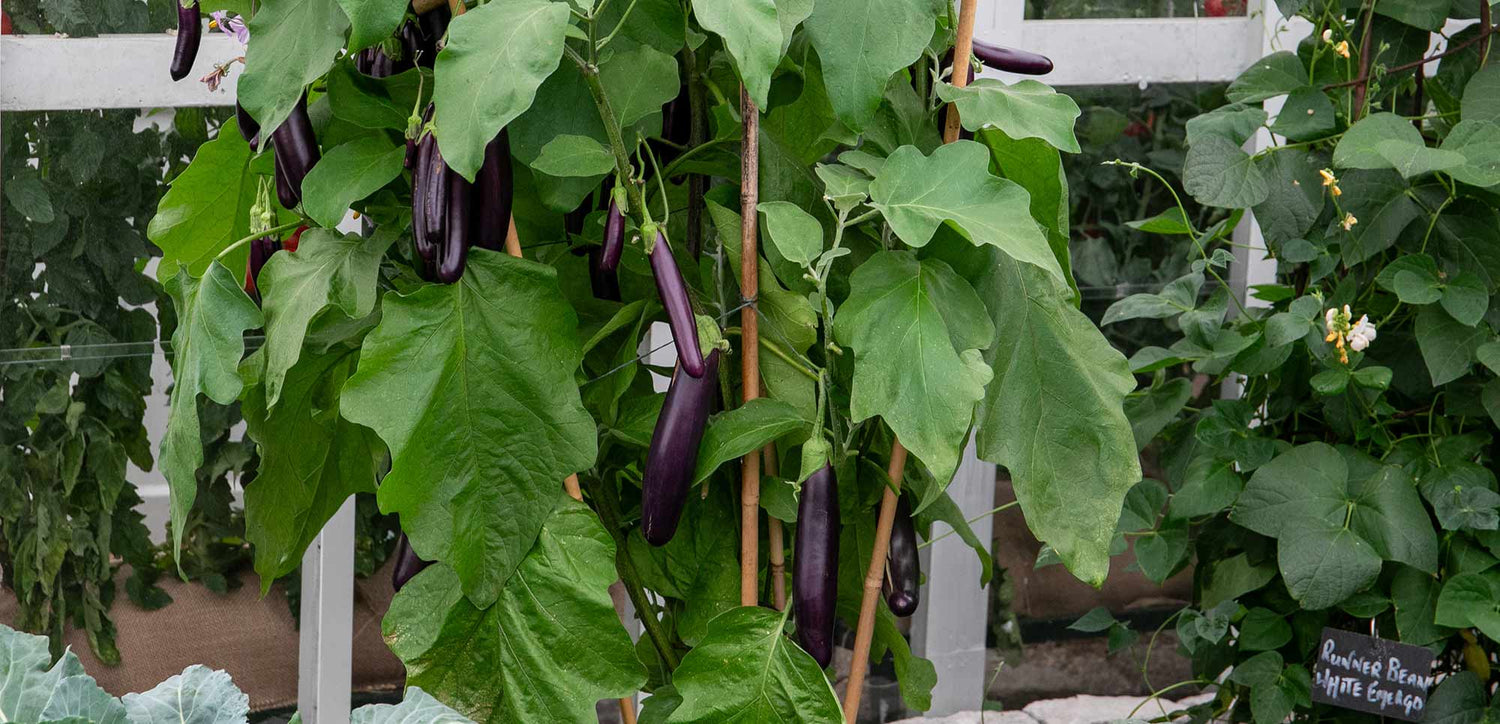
[0,562,406,713]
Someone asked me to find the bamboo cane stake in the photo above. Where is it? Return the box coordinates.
[739,87,763,608]
[847,0,977,714]
[941,0,979,144]
[763,446,786,610]
[841,443,907,720]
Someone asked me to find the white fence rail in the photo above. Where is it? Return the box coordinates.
[0,1,1295,720]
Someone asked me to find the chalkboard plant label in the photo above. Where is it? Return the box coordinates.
[1311,627,1435,721]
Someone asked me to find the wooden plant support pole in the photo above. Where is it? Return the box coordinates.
[507,211,632,723]
[841,443,908,720]
[941,0,979,144]
[846,0,977,716]
[739,87,763,608]
[763,446,786,610]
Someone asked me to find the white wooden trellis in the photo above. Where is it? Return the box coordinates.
[0,2,1310,719]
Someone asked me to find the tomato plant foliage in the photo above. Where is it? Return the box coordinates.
[148,0,1141,716]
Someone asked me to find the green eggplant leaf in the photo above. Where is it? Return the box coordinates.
[342,251,596,607]
[833,251,994,487]
[384,500,645,723]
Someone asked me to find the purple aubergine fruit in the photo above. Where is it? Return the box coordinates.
[794,464,840,668]
[883,495,921,617]
[649,233,706,378]
[641,349,721,545]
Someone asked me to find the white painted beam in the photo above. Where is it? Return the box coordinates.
[298,497,355,724]
[911,440,996,715]
[1,33,242,111]
[990,18,1266,87]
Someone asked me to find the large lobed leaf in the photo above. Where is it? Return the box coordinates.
[258,226,397,410]
[833,251,994,487]
[973,252,1140,587]
[433,0,572,180]
[692,0,786,108]
[342,251,597,607]
[146,120,258,280]
[870,141,1065,285]
[160,263,264,561]
[667,607,843,723]
[936,79,1082,153]
[805,0,935,132]
[238,0,350,137]
[240,346,381,589]
[300,135,407,229]
[383,500,645,723]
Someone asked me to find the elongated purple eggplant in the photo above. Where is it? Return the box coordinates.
[243,237,283,304]
[170,2,201,81]
[236,102,260,147]
[650,233,706,378]
[590,247,621,301]
[355,47,376,75]
[436,163,474,284]
[391,533,431,592]
[600,199,625,271]
[642,349,721,546]
[795,464,840,668]
[273,155,299,210]
[422,136,448,248]
[271,93,320,208]
[411,130,440,279]
[883,496,920,617]
[972,41,1054,76]
[473,131,513,252]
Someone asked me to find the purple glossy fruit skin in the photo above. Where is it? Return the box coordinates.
[590,247,622,301]
[435,163,474,284]
[273,148,305,209]
[236,102,260,147]
[270,94,320,208]
[971,40,1054,76]
[649,234,707,378]
[883,495,921,617]
[422,138,448,246]
[391,533,432,592]
[641,349,721,546]
[473,131,513,252]
[794,464,840,668]
[245,236,283,304]
[600,200,625,271]
[170,3,201,81]
[411,120,439,281]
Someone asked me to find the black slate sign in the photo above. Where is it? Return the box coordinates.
[1311,627,1435,721]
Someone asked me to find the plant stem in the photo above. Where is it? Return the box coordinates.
[569,46,652,229]
[587,477,681,671]
[214,220,305,263]
[756,334,819,380]
[918,501,1018,548]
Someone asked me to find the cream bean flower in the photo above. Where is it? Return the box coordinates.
[1324,305,1376,363]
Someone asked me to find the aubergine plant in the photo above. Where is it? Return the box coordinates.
[148,0,1143,717]
[1102,1,1500,721]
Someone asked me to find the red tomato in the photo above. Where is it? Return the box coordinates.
[1205,0,1227,16]
[284,224,308,253]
